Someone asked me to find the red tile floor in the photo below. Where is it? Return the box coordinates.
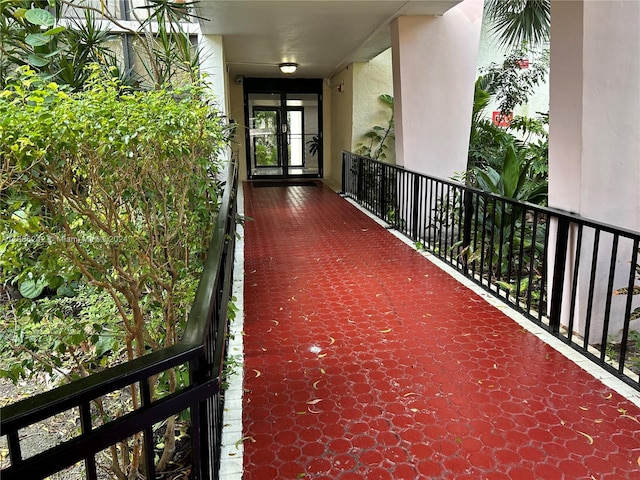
[241,182,640,480]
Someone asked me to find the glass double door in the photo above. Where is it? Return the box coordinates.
[247,91,321,179]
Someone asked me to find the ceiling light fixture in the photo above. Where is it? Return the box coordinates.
[279,63,298,74]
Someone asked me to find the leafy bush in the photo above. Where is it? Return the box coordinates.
[0,66,228,475]
[1,65,226,369]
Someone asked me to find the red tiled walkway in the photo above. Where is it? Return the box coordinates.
[241,183,640,480]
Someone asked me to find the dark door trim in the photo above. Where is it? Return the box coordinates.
[243,78,323,180]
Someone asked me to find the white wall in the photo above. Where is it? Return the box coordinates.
[198,35,228,116]
[391,0,484,181]
[549,0,640,342]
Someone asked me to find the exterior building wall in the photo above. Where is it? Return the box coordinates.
[228,82,247,180]
[199,35,229,115]
[352,49,395,164]
[391,0,484,181]
[550,0,640,229]
[328,65,355,186]
[549,0,640,341]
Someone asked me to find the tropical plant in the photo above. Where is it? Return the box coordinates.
[306,135,320,156]
[480,44,549,116]
[355,94,395,161]
[613,248,640,322]
[0,0,202,90]
[473,144,547,204]
[484,0,551,49]
[0,67,227,477]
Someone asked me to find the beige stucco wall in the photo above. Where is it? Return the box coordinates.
[227,82,247,180]
[352,49,395,164]
[327,66,355,187]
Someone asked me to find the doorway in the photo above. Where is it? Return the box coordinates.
[244,78,323,179]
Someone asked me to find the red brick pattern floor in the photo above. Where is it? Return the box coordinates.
[241,183,640,480]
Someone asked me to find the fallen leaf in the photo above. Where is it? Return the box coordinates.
[579,406,589,411]
[410,408,418,412]
[576,431,594,445]
[620,414,640,424]
[403,392,418,397]
[318,353,327,358]
[594,419,603,424]
[306,399,323,405]
[320,368,326,374]
[604,392,613,399]
[271,320,279,326]
[253,369,261,378]
[312,380,321,390]
[307,407,321,414]
[380,328,392,333]
[296,411,307,415]
[234,436,255,448]
[329,336,335,345]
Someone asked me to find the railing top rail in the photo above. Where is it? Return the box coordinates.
[0,158,238,434]
[342,151,640,239]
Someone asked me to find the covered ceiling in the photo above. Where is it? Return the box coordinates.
[195,0,462,79]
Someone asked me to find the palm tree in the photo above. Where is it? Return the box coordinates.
[484,0,550,49]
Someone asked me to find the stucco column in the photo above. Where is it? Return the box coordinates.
[549,0,640,341]
[549,0,640,229]
[390,0,484,180]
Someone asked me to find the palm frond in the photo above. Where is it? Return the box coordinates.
[484,0,550,49]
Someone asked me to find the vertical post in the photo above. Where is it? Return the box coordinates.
[411,173,419,241]
[341,152,346,195]
[462,190,473,272]
[549,217,570,334]
[380,164,387,221]
[139,380,157,480]
[356,156,364,202]
[189,358,205,480]
[79,403,98,480]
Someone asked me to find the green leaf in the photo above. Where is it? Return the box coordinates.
[13,7,28,19]
[44,26,66,36]
[501,144,520,198]
[25,8,55,27]
[26,33,50,47]
[56,285,76,297]
[19,278,46,299]
[94,335,114,357]
[27,54,50,67]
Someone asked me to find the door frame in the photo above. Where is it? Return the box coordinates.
[243,77,323,180]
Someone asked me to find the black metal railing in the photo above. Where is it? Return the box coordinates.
[343,152,640,391]
[0,160,239,479]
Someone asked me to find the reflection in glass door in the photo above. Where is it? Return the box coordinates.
[285,93,320,177]
[248,94,284,176]
[245,80,322,179]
